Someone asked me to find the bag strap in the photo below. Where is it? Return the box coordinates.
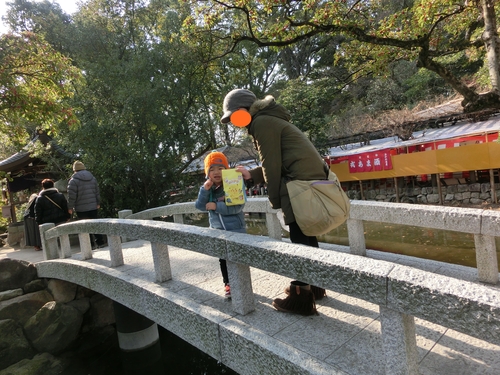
[45,195,63,211]
[283,162,331,184]
[323,162,330,180]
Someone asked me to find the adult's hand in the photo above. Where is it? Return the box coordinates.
[235,165,251,180]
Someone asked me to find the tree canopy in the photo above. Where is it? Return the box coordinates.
[2,0,500,216]
[183,0,500,112]
[0,31,82,145]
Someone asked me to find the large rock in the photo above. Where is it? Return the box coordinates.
[67,297,90,315]
[24,301,83,354]
[89,294,115,328]
[0,352,66,375]
[46,279,77,303]
[23,280,46,294]
[0,289,23,302]
[0,290,53,326]
[0,319,35,371]
[75,285,95,299]
[0,260,37,293]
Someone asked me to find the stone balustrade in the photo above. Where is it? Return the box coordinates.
[119,197,500,284]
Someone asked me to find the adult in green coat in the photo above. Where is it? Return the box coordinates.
[221,88,328,316]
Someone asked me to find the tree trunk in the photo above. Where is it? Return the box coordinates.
[481,0,500,92]
[417,52,479,104]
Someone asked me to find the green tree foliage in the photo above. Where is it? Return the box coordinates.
[183,0,500,112]
[0,32,82,145]
[1,0,288,216]
[276,78,336,153]
[53,0,226,215]
[4,0,73,53]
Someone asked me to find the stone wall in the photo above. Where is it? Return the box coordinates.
[346,182,500,205]
[0,258,115,374]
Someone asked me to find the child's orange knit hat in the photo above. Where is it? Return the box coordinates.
[204,151,229,177]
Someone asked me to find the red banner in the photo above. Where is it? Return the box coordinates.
[364,153,373,172]
[382,151,393,170]
[349,155,363,172]
[348,150,393,173]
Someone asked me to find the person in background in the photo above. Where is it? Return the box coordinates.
[24,192,42,251]
[195,151,247,298]
[221,88,328,316]
[35,179,70,226]
[67,161,106,248]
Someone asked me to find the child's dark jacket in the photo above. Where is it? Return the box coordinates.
[195,185,246,233]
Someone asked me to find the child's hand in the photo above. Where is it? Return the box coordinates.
[206,202,216,211]
[235,165,251,180]
[203,179,214,190]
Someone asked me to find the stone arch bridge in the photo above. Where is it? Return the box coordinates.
[35,198,500,375]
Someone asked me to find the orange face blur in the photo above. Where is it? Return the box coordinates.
[230,109,252,127]
[208,165,225,184]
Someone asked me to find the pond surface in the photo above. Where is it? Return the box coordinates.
[214,213,499,269]
[319,221,489,268]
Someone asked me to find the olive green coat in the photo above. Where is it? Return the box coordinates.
[247,96,327,224]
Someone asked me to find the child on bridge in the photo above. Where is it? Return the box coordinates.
[195,151,247,298]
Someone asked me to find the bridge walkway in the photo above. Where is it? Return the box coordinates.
[56,238,500,375]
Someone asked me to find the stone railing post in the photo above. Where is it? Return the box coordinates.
[59,234,72,258]
[347,218,367,256]
[474,233,499,284]
[379,306,419,375]
[109,235,124,267]
[151,242,172,282]
[266,212,282,240]
[39,223,58,260]
[79,233,93,260]
[173,214,184,224]
[227,260,255,315]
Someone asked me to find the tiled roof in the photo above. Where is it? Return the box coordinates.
[0,131,73,173]
[328,113,500,157]
[0,151,32,173]
[183,145,259,174]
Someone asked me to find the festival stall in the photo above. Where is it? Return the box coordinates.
[327,114,500,203]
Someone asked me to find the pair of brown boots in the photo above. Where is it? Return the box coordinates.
[272,281,326,316]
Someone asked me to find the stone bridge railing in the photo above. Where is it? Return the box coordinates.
[117,198,283,241]
[37,199,500,375]
[119,198,500,285]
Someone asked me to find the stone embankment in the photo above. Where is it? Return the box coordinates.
[0,258,115,375]
[347,181,500,205]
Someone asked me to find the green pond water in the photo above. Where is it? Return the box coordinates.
[319,221,495,268]
[185,213,500,269]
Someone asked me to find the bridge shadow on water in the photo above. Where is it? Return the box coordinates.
[61,325,238,375]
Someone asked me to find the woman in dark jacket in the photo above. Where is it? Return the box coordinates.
[24,193,42,251]
[35,179,70,226]
[222,88,328,316]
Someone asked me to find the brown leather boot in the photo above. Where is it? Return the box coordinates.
[284,284,327,300]
[273,281,318,316]
[311,285,327,300]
